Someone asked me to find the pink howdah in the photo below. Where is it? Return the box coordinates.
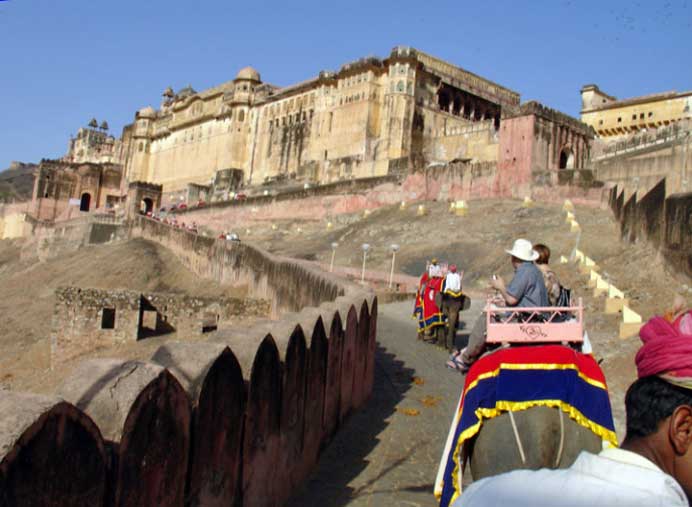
[485,298,584,344]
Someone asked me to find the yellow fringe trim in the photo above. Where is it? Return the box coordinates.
[443,399,618,505]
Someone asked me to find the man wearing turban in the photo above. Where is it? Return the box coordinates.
[454,308,692,506]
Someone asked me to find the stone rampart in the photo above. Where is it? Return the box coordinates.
[163,158,610,233]
[21,213,128,262]
[609,178,692,280]
[2,215,376,507]
[127,215,353,316]
[593,124,692,198]
[174,175,398,215]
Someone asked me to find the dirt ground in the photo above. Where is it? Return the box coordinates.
[0,237,247,394]
[233,197,691,437]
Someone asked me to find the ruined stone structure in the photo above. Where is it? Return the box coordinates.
[65,119,124,164]
[51,286,271,364]
[581,84,692,138]
[123,46,520,200]
[30,159,124,221]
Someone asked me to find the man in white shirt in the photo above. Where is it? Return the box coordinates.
[454,315,692,507]
[429,258,443,278]
[441,264,464,352]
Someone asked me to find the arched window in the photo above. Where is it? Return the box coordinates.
[559,148,575,169]
[238,110,245,122]
[397,81,404,92]
[141,198,153,214]
[80,193,91,212]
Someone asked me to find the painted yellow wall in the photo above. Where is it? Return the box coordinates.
[582,92,692,138]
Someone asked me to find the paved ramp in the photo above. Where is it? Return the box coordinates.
[288,298,485,507]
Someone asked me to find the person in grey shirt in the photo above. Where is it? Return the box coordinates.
[454,239,548,371]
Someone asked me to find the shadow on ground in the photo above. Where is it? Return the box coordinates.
[287,343,416,506]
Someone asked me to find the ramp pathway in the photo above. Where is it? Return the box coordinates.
[288,298,485,507]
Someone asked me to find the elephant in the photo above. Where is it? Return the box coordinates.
[466,406,603,480]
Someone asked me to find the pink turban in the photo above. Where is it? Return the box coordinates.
[636,313,692,386]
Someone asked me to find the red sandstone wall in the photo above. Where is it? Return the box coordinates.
[497,115,535,198]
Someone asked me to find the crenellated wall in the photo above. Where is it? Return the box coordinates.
[609,178,692,280]
[0,216,376,507]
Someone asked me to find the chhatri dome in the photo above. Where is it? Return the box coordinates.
[235,66,261,82]
[137,106,157,119]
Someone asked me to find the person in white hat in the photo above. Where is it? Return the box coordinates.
[454,239,548,371]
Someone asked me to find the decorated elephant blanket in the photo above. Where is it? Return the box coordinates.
[413,274,446,332]
[434,345,617,506]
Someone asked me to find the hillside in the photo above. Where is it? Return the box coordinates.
[0,237,247,393]
[0,162,37,202]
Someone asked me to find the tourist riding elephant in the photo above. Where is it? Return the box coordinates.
[466,406,602,480]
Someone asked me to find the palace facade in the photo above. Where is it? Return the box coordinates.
[123,46,520,197]
[581,84,692,138]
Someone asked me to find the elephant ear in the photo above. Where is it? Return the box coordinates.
[462,295,471,311]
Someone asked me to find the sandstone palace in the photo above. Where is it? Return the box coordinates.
[14,45,690,228]
[123,46,520,196]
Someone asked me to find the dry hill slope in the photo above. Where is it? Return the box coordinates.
[0,237,245,392]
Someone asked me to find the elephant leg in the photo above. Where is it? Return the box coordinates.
[445,300,461,351]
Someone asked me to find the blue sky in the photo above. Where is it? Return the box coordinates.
[0,0,690,169]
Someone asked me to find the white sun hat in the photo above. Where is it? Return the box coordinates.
[506,238,539,262]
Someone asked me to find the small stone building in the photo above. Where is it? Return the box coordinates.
[51,287,271,365]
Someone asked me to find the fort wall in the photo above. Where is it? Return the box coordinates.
[592,121,692,198]
[609,178,692,280]
[1,215,376,507]
[171,155,608,234]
